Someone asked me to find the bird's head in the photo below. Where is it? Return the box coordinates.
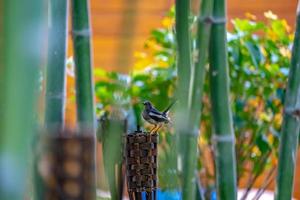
[142,101,152,109]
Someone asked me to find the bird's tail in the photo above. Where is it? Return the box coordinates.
[163,100,177,114]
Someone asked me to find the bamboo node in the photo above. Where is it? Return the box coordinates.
[212,134,235,143]
[284,107,300,119]
[72,29,91,37]
[46,92,65,99]
[198,16,227,24]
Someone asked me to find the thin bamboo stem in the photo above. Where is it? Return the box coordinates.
[190,0,214,131]
[71,0,95,131]
[0,0,45,199]
[44,0,69,129]
[36,2,68,197]
[175,0,191,124]
[240,151,270,200]
[0,0,4,131]
[103,119,125,200]
[175,0,214,199]
[71,1,96,198]
[275,2,300,199]
[253,167,276,200]
[175,0,196,199]
[208,0,237,199]
[189,0,214,199]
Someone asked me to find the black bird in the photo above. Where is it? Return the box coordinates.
[142,100,176,134]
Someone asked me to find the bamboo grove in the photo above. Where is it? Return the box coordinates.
[275,1,300,199]
[0,0,300,199]
[175,0,236,199]
[175,0,300,199]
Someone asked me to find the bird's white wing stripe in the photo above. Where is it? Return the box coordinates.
[149,112,168,120]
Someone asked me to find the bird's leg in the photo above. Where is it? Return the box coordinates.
[153,124,162,134]
[157,124,163,132]
[149,124,157,134]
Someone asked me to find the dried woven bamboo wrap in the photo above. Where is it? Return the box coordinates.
[125,132,158,194]
[34,131,96,200]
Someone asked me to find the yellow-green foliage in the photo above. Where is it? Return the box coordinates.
[94,10,293,191]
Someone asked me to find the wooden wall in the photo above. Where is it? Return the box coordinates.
[89,0,298,72]
[66,1,300,198]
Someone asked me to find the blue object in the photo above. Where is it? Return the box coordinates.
[141,189,182,200]
[211,190,217,200]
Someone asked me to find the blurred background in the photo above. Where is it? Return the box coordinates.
[66,0,300,199]
[66,0,299,123]
[64,1,300,199]
[90,0,296,72]
[1,0,300,199]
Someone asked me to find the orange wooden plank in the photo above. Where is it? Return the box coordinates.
[91,0,172,12]
[91,13,166,36]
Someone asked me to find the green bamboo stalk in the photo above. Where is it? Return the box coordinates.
[35,2,68,197]
[190,1,214,199]
[71,1,96,198]
[71,0,95,131]
[175,0,213,199]
[275,2,300,199]
[175,0,191,120]
[208,0,237,199]
[44,0,69,128]
[0,0,45,199]
[190,0,214,134]
[102,119,125,200]
[175,0,194,199]
[0,1,3,123]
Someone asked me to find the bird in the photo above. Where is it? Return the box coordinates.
[142,100,176,134]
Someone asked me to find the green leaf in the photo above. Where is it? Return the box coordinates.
[245,41,263,67]
[256,134,271,154]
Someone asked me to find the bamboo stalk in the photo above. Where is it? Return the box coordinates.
[208,0,237,199]
[175,0,195,199]
[0,0,3,127]
[0,0,45,199]
[190,0,214,134]
[102,119,126,200]
[44,0,69,129]
[71,0,95,131]
[35,2,68,197]
[189,0,214,199]
[253,167,276,200]
[240,151,271,200]
[275,2,300,199]
[175,0,213,199]
[71,1,96,198]
[175,0,191,120]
